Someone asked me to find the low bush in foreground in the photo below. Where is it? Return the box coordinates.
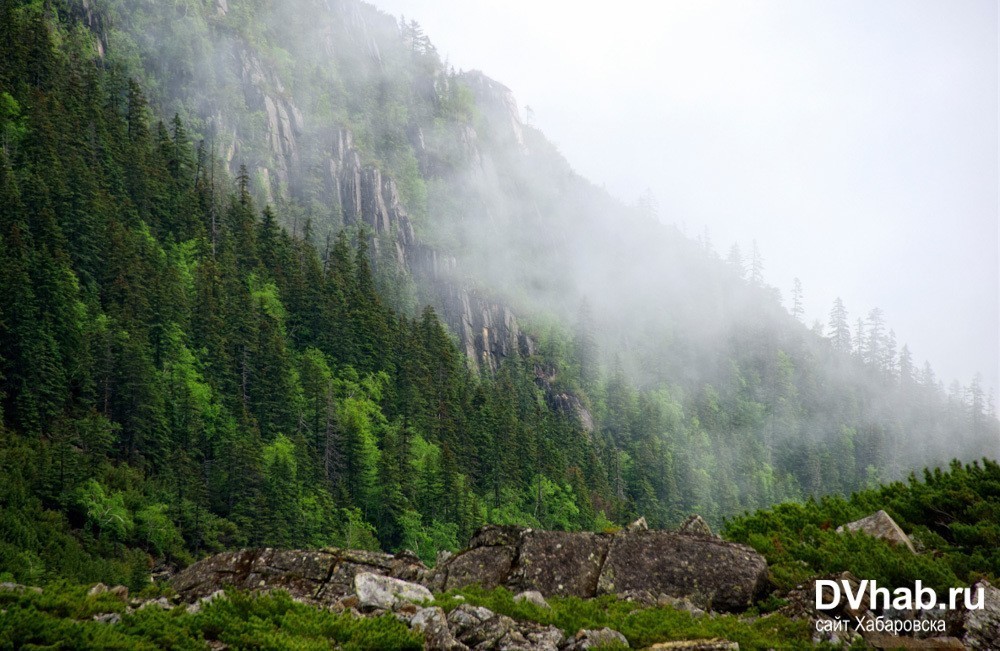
[434,585,853,650]
[0,586,422,650]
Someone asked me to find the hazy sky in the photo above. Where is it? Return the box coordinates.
[375,0,999,400]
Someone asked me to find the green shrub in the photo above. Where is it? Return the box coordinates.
[434,586,837,649]
[0,586,422,650]
[725,460,1000,591]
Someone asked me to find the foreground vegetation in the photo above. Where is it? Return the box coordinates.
[433,586,848,650]
[4,461,995,649]
[1,581,860,651]
[0,585,422,650]
[725,458,1000,592]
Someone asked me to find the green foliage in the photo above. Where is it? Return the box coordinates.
[135,503,183,558]
[438,79,477,124]
[77,479,134,544]
[434,586,835,650]
[0,586,422,650]
[724,459,1000,591]
[0,90,28,154]
[0,10,996,647]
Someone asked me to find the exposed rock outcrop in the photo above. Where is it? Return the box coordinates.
[172,524,769,617]
[236,47,303,193]
[433,284,525,374]
[166,526,775,648]
[457,71,526,152]
[71,0,109,58]
[837,510,916,554]
[170,547,426,607]
[430,524,769,612]
[533,365,594,433]
[325,127,417,272]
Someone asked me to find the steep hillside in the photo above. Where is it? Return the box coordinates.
[0,0,609,587]
[0,0,996,595]
[80,0,996,511]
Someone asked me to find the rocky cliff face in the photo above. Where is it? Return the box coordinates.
[319,123,527,374]
[325,127,416,269]
[221,10,529,376]
[458,71,526,152]
[533,365,595,433]
[434,286,529,374]
[72,0,587,407]
[235,47,305,198]
[71,0,109,58]
[213,17,528,376]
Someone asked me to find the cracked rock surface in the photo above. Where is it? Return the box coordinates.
[170,547,426,607]
[168,523,775,650]
[429,525,769,612]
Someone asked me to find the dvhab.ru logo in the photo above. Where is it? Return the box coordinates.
[816,579,984,611]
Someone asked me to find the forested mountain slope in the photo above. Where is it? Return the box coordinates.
[81,0,995,507]
[0,0,606,585]
[0,0,996,590]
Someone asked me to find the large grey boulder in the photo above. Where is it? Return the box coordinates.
[836,510,916,554]
[507,530,609,598]
[595,531,768,612]
[440,545,517,592]
[353,572,432,611]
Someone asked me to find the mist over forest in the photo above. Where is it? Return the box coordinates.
[107,0,995,468]
[0,0,996,595]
